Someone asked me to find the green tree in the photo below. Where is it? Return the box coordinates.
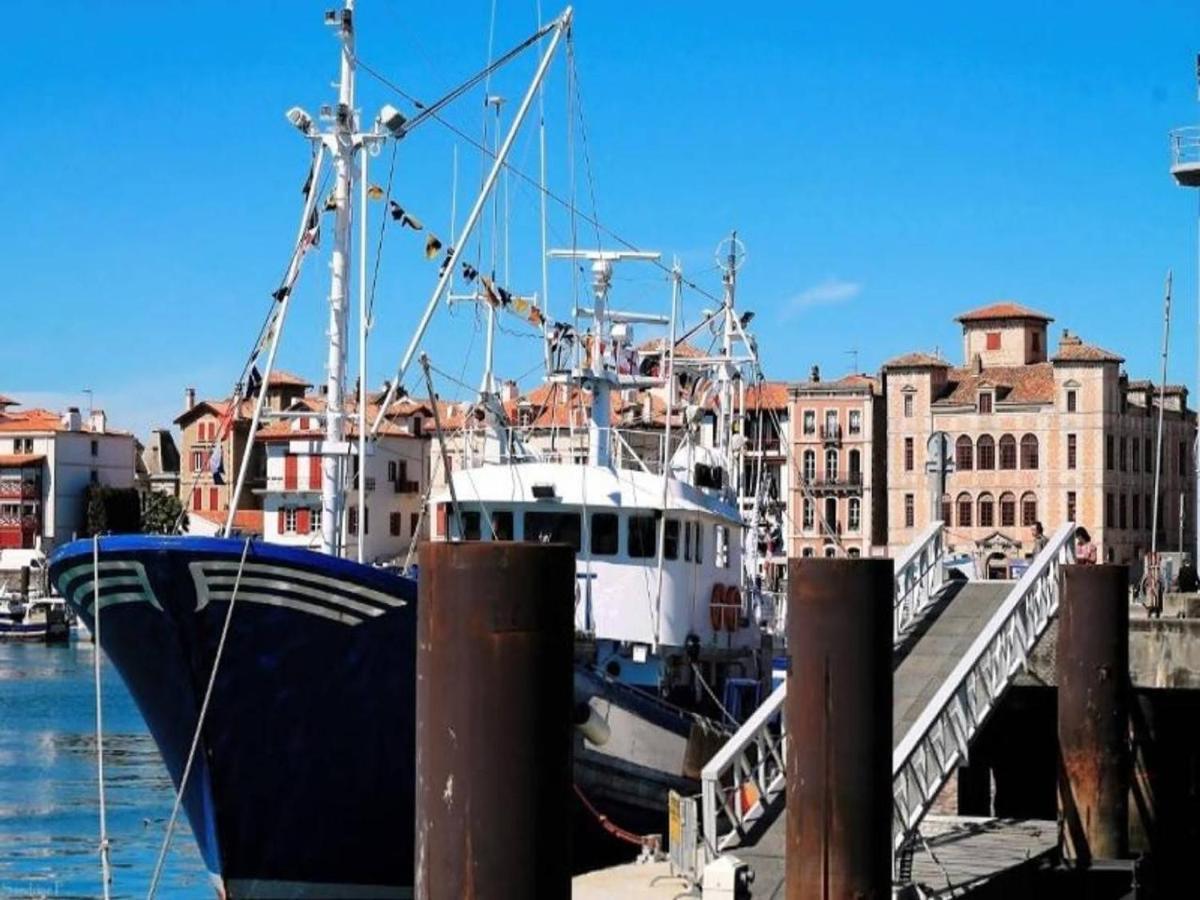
[142,491,187,535]
[82,485,142,536]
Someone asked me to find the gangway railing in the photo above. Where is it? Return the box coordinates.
[891,521,1075,853]
[894,521,946,640]
[698,521,949,854]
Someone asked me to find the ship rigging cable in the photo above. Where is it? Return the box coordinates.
[92,537,113,900]
[146,537,253,900]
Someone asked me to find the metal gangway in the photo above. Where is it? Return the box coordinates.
[694,520,1076,874]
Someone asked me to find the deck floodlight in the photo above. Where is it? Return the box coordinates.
[378,104,407,138]
[286,106,316,136]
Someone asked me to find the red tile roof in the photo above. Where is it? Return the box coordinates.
[192,509,264,533]
[743,382,790,410]
[0,454,45,466]
[0,409,130,435]
[935,363,1055,406]
[955,302,1053,323]
[883,352,950,370]
[1051,338,1124,364]
[268,370,313,388]
[793,373,880,393]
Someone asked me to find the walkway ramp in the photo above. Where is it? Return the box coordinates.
[695,522,1077,883]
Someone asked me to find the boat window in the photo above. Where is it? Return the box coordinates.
[524,511,582,551]
[684,520,693,561]
[628,514,657,558]
[460,510,481,541]
[591,513,618,555]
[695,522,704,565]
[715,525,730,569]
[664,519,680,560]
[490,510,513,541]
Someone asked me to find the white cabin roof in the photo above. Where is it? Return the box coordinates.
[432,462,738,520]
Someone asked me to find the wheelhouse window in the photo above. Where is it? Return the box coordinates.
[715,524,730,568]
[524,511,581,550]
[591,512,618,555]
[684,521,693,561]
[490,510,514,541]
[694,522,704,564]
[664,519,680,560]
[628,514,657,559]
[460,510,481,541]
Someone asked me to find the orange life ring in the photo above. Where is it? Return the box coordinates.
[723,585,741,632]
[709,583,726,632]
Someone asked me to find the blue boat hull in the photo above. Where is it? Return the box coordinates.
[49,536,418,899]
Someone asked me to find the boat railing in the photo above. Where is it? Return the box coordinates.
[891,521,1075,854]
[456,425,672,475]
[1170,125,1200,170]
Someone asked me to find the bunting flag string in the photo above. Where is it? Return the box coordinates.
[366,184,384,201]
[388,201,423,230]
[424,234,443,260]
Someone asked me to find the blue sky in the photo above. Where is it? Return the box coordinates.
[3,1,1199,438]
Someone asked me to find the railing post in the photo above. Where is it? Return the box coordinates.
[415,542,575,899]
[787,558,893,899]
[1057,563,1130,865]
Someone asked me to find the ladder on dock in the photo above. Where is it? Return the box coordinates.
[696,520,1076,866]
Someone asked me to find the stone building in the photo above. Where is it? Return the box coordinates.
[884,302,1195,575]
[788,369,888,558]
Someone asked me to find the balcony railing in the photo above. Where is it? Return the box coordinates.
[820,424,842,445]
[810,471,862,491]
[393,480,420,494]
[0,482,39,500]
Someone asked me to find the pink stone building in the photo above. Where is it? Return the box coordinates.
[884,302,1196,576]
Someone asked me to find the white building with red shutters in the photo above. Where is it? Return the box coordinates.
[257,397,432,562]
[0,395,137,551]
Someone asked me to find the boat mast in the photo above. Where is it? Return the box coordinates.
[322,0,357,557]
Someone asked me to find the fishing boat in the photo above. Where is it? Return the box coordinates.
[49,3,779,895]
[0,592,70,642]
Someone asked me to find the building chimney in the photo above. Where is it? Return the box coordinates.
[810,365,821,383]
[971,353,983,375]
[63,407,81,432]
[89,410,107,434]
[500,379,519,403]
[185,387,196,411]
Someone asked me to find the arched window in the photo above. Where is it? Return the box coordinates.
[957,492,973,527]
[802,498,814,530]
[940,493,952,525]
[802,546,815,558]
[978,492,995,528]
[848,448,861,478]
[1020,434,1039,469]
[999,492,1016,527]
[956,435,973,471]
[802,449,815,481]
[824,497,838,531]
[848,547,861,558]
[977,435,995,470]
[999,435,1017,470]
[1021,491,1038,526]
[824,449,838,481]
[848,497,861,531]
[823,544,837,558]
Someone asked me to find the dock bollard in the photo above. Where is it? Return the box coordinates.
[1057,563,1130,864]
[785,558,892,899]
[415,541,575,900]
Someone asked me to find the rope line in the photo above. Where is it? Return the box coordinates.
[92,536,112,900]
[146,536,253,899]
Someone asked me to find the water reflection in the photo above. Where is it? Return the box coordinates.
[0,641,207,897]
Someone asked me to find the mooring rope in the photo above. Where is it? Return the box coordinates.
[146,536,253,899]
[92,536,113,900]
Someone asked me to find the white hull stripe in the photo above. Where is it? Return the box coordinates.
[195,561,406,609]
[56,561,161,612]
[222,878,412,899]
[203,575,389,618]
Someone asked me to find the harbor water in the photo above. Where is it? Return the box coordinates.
[0,639,207,898]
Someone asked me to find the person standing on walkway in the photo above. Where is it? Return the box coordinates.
[1074,526,1097,564]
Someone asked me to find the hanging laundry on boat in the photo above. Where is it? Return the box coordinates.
[461,262,478,283]
[209,443,226,486]
[438,247,456,277]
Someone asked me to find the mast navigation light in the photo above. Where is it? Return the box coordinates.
[378,104,408,138]
[286,106,316,137]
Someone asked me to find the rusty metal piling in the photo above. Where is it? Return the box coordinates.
[1057,563,1130,864]
[415,542,575,899]
[785,558,893,900]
